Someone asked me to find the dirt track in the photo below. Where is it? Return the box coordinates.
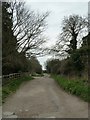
[2,74,88,118]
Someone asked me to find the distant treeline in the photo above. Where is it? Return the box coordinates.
[46,15,89,79]
[46,35,89,78]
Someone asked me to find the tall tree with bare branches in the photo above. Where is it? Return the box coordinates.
[10,1,49,57]
[52,15,87,57]
[2,1,49,74]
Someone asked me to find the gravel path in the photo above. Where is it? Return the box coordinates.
[2,74,88,118]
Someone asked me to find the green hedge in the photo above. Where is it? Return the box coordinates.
[52,75,90,102]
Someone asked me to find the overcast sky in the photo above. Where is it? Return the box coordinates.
[25,1,88,70]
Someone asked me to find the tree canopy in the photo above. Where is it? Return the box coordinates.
[51,15,87,57]
[2,1,48,75]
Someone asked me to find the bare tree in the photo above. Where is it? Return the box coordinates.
[52,14,88,57]
[9,1,49,56]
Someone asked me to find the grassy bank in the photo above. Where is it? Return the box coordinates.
[52,75,90,102]
[2,75,33,103]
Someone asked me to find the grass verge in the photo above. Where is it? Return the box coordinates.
[2,75,33,103]
[51,75,90,102]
